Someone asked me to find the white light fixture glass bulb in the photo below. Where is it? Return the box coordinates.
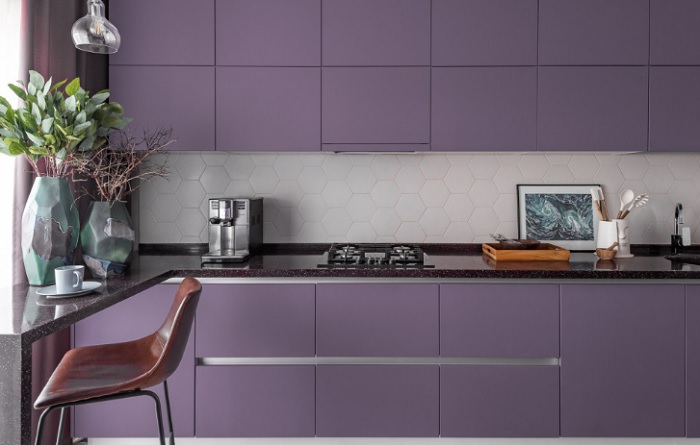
[71,0,120,54]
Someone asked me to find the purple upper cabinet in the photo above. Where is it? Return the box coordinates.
[537,67,648,151]
[431,67,536,151]
[440,284,559,357]
[109,66,215,151]
[649,67,700,151]
[73,285,194,438]
[316,284,438,357]
[216,67,321,151]
[216,0,320,66]
[687,286,700,437]
[322,0,430,66]
[316,365,439,437]
[560,284,685,437]
[196,284,315,357]
[432,0,537,66]
[196,365,315,437]
[538,0,649,65]
[322,67,430,147]
[651,0,700,65]
[441,365,560,437]
[108,0,214,65]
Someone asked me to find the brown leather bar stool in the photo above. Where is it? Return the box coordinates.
[33,276,202,445]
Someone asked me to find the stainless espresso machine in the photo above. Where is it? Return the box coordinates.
[201,198,263,263]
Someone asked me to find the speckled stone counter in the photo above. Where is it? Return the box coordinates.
[2,244,700,444]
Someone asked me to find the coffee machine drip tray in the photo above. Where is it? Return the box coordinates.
[201,250,251,263]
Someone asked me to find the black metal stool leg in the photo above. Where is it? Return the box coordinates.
[34,405,57,445]
[55,407,66,445]
[163,379,176,445]
[142,390,166,445]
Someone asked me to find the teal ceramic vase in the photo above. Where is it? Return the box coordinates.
[21,177,80,285]
[80,201,134,278]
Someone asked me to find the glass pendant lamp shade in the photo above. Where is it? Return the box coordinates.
[72,0,120,54]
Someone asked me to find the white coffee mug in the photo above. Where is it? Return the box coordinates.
[55,265,85,294]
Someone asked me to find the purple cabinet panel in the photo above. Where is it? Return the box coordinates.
[322,0,430,66]
[109,66,215,151]
[108,0,214,65]
[216,0,320,66]
[216,67,320,151]
[316,283,438,357]
[649,67,700,151]
[431,67,536,151]
[196,365,315,437]
[322,67,430,144]
[687,286,700,437]
[538,67,648,151]
[440,284,559,357]
[539,0,649,65]
[560,284,685,437]
[441,365,559,437]
[196,284,315,357]
[73,285,194,437]
[432,0,537,66]
[316,365,439,437]
[651,0,700,65]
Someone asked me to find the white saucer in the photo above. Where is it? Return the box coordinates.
[37,281,102,298]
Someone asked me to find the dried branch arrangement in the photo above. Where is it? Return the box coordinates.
[73,128,175,203]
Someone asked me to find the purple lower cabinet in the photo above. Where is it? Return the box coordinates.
[441,365,559,437]
[316,284,439,357]
[73,285,194,437]
[195,365,315,437]
[560,284,685,437]
[687,286,700,437]
[316,365,439,437]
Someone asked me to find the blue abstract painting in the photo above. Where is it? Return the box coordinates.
[524,193,594,241]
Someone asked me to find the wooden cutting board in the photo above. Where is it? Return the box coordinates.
[482,243,571,262]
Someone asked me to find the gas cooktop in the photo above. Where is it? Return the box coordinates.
[318,243,434,268]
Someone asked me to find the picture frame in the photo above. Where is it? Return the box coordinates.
[517,184,600,251]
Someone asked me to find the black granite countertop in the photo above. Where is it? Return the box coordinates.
[3,244,700,341]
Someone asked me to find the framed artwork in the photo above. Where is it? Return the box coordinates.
[517,184,600,251]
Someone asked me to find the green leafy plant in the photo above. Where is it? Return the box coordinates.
[0,70,130,177]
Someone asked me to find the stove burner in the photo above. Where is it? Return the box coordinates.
[319,243,433,268]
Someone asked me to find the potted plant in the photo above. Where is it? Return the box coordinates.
[73,128,173,277]
[0,70,129,285]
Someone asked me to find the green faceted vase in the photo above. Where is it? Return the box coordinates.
[21,177,80,285]
[80,201,134,278]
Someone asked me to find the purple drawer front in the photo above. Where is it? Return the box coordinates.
[316,365,439,437]
[316,283,439,357]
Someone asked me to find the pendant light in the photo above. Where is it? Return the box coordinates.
[71,0,120,54]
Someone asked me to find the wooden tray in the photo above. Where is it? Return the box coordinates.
[482,243,570,262]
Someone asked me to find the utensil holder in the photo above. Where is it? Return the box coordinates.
[596,221,618,251]
[614,218,633,258]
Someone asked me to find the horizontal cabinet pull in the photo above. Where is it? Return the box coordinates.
[197,357,559,366]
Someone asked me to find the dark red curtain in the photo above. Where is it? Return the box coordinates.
[16,0,108,443]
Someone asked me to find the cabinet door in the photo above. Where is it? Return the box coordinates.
[560,284,685,437]
[196,284,315,357]
[650,0,700,65]
[216,67,321,151]
[432,0,537,66]
[216,0,320,66]
[316,365,439,437]
[196,365,315,437]
[73,285,195,437]
[441,365,559,437]
[431,67,536,151]
[649,67,700,151]
[321,67,430,147]
[687,286,700,437]
[537,67,648,151]
[322,0,430,66]
[316,283,438,357]
[109,66,216,151]
[440,284,559,357]
[538,0,649,65]
[108,0,214,65]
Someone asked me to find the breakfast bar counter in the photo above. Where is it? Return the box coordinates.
[2,245,700,444]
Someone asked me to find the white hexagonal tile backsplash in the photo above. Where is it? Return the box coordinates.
[138,152,700,245]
